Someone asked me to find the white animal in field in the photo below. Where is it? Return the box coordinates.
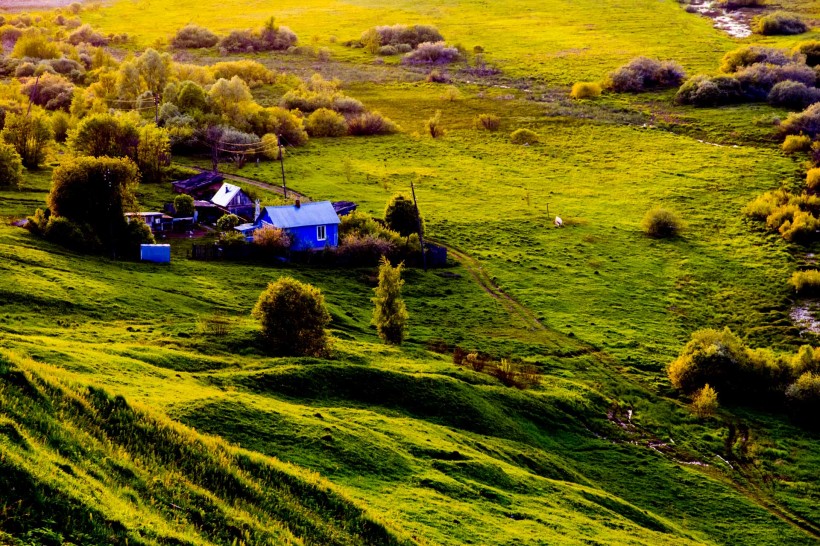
[554,216,563,227]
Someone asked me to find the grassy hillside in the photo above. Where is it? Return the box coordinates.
[2,0,820,544]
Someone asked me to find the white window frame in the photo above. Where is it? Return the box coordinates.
[317,225,327,241]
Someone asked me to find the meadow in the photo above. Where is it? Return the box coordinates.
[1,0,820,544]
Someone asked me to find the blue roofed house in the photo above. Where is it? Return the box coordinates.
[239,200,340,251]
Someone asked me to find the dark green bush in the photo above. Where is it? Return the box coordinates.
[768,80,820,110]
[794,41,820,67]
[605,57,685,92]
[781,103,820,138]
[252,277,331,356]
[44,216,90,251]
[754,12,808,35]
[785,372,820,426]
[171,24,219,49]
[641,208,683,238]
[675,75,744,106]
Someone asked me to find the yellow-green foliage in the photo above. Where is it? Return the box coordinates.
[305,107,348,137]
[807,168,820,191]
[210,60,275,86]
[743,189,790,220]
[765,203,799,230]
[692,384,719,419]
[790,269,820,294]
[11,32,61,59]
[474,113,500,131]
[779,210,820,242]
[510,128,538,144]
[641,208,683,238]
[570,81,602,99]
[782,134,811,154]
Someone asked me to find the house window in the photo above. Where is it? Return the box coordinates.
[317,225,327,241]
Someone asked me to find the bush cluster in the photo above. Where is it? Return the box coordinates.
[793,41,820,67]
[21,73,73,111]
[335,210,420,266]
[605,57,685,93]
[510,128,539,145]
[220,18,297,53]
[346,111,398,136]
[171,24,219,49]
[401,41,460,65]
[305,108,348,137]
[671,329,820,426]
[365,24,443,49]
[474,113,500,131]
[753,12,808,35]
[768,81,820,110]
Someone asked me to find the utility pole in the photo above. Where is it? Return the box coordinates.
[153,92,160,125]
[410,181,426,272]
[277,134,288,199]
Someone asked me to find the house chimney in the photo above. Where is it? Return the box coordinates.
[295,199,301,208]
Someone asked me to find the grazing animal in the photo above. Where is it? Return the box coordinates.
[554,216,563,227]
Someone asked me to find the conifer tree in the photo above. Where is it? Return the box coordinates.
[371,256,408,344]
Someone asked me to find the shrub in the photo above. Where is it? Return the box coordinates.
[783,134,812,154]
[68,24,108,46]
[365,24,443,49]
[743,190,791,219]
[765,203,799,230]
[720,45,800,73]
[790,270,820,294]
[402,41,460,65]
[2,111,53,168]
[718,0,763,7]
[474,113,500,131]
[807,168,820,191]
[253,224,291,252]
[735,63,816,101]
[605,57,685,92]
[692,384,719,419]
[21,73,73,111]
[385,194,422,237]
[252,277,331,356]
[425,110,445,138]
[280,75,364,115]
[510,128,539,145]
[219,231,246,248]
[785,372,820,425]
[347,111,398,136]
[641,208,683,238]
[675,75,744,106]
[173,194,195,217]
[11,33,60,59]
[44,215,89,250]
[440,86,461,101]
[0,141,22,189]
[378,45,397,56]
[794,41,820,67]
[216,214,240,232]
[305,108,347,137]
[754,12,808,36]
[780,103,820,139]
[249,107,308,146]
[371,256,408,345]
[67,113,139,159]
[668,328,770,398]
[211,60,275,85]
[171,24,219,49]
[779,210,820,242]
[220,20,297,53]
[14,62,35,78]
[768,81,820,110]
[336,234,396,266]
[220,29,261,53]
[570,82,602,99]
[121,219,155,257]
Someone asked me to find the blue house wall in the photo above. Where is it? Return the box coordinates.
[284,224,339,251]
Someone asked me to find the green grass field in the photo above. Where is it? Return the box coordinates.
[3,0,820,544]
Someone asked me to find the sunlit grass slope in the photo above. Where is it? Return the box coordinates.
[80,0,738,83]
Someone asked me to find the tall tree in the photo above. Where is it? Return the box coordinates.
[371,256,408,344]
[384,194,422,237]
[136,124,171,183]
[67,113,140,159]
[47,156,139,250]
[1,112,53,169]
[0,142,23,189]
[135,48,171,98]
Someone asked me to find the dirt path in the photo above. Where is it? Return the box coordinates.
[189,166,311,203]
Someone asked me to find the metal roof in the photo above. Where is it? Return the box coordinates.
[171,171,224,192]
[211,183,243,208]
[261,201,340,229]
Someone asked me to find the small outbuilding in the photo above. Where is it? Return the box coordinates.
[126,212,173,233]
[255,200,341,251]
[140,244,171,263]
[171,171,225,199]
[211,182,254,219]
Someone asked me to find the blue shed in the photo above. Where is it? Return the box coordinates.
[256,201,340,251]
[140,244,171,263]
